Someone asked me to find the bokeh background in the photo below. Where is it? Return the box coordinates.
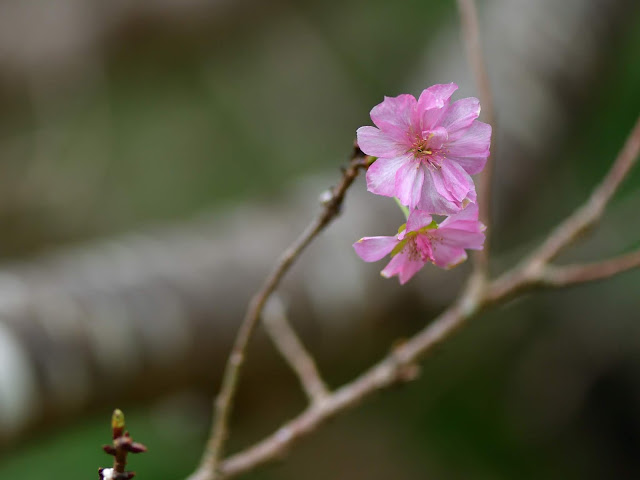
[0,0,639,478]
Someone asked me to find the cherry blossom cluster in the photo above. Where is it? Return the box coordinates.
[353,83,491,284]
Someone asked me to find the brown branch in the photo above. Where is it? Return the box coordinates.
[527,114,640,267]
[263,296,330,405]
[221,294,478,478]
[219,242,640,479]
[540,249,640,287]
[187,146,369,480]
[457,0,496,279]
[185,114,640,480]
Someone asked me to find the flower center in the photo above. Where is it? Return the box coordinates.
[406,238,426,261]
[411,135,441,168]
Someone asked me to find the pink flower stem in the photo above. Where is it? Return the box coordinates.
[456,0,496,279]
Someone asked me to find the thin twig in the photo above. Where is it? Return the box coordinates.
[220,237,640,478]
[540,249,640,287]
[187,147,369,480]
[527,114,640,267]
[187,114,640,480]
[263,296,330,405]
[456,0,496,278]
[221,294,477,479]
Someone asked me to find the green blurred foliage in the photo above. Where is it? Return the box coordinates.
[0,0,639,479]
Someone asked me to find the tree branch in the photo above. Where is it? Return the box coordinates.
[540,249,640,287]
[456,0,496,278]
[188,146,369,480]
[221,295,475,479]
[263,296,330,406]
[221,234,640,478]
[527,114,640,267]
[187,113,640,479]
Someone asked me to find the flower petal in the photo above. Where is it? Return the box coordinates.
[381,250,426,284]
[437,229,485,250]
[438,97,481,135]
[370,94,416,138]
[356,126,407,157]
[406,210,433,232]
[395,161,425,210]
[353,236,399,262]
[366,154,412,197]
[445,120,491,175]
[418,83,458,131]
[437,204,485,250]
[425,83,458,105]
[439,203,479,226]
[416,167,459,214]
[439,160,475,203]
[431,244,468,269]
[426,126,448,150]
[413,90,437,129]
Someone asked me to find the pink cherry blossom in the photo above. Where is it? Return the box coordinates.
[353,204,486,284]
[357,83,491,214]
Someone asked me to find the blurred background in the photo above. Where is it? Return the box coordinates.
[0,0,639,478]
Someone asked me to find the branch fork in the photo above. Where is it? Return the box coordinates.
[184,2,640,477]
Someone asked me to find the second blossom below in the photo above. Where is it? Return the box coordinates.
[353,204,486,284]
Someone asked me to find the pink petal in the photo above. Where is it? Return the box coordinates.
[353,236,399,262]
[395,161,425,210]
[370,94,416,138]
[356,126,408,157]
[381,250,426,284]
[406,210,433,232]
[416,168,460,214]
[426,126,448,150]
[439,203,479,226]
[445,121,491,175]
[366,154,412,197]
[446,120,491,152]
[437,204,485,250]
[438,161,475,203]
[431,244,468,269]
[438,97,481,135]
[412,90,437,129]
[421,107,446,132]
[425,83,458,105]
[418,83,458,131]
[437,229,485,250]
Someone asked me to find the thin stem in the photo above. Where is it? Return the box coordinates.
[219,242,640,479]
[186,114,640,480]
[540,250,640,287]
[528,114,640,266]
[456,0,496,278]
[188,147,369,480]
[263,296,330,405]
[221,293,478,479]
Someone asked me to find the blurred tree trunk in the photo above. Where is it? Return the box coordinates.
[0,0,637,447]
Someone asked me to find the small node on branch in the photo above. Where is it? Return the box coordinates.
[390,339,421,384]
[395,363,421,384]
[99,409,147,480]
